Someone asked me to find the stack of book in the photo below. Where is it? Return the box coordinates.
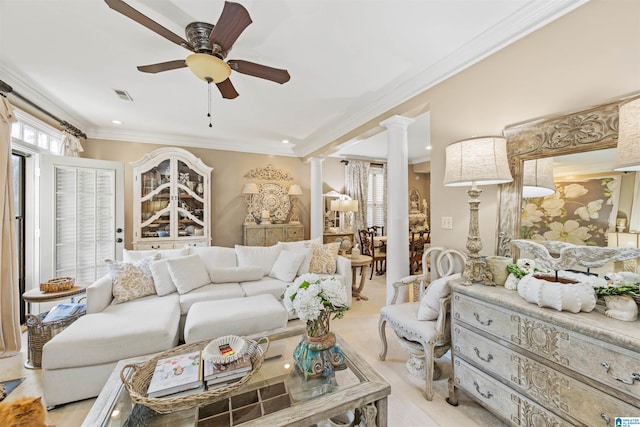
[146,350,204,398]
[42,303,85,322]
[203,353,252,390]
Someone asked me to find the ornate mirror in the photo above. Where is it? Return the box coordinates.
[495,93,639,256]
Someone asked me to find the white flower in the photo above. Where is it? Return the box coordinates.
[522,203,544,227]
[543,220,591,245]
[541,195,565,218]
[283,275,348,322]
[574,199,603,221]
[563,183,588,199]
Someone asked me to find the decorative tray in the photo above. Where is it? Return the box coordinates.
[120,337,268,414]
[203,335,247,364]
[40,277,74,293]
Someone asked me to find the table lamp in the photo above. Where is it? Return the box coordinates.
[443,136,513,285]
[338,199,358,232]
[241,183,259,224]
[288,184,303,224]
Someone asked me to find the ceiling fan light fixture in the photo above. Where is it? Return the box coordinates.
[186,53,230,83]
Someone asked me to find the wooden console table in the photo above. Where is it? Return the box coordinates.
[243,224,303,246]
[448,283,640,425]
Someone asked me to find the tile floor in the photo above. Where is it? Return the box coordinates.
[0,272,505,426]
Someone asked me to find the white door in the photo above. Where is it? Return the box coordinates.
[39,155,124,284]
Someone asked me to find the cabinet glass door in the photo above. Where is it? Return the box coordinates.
[140,159,171,240]
[176,159,205,238]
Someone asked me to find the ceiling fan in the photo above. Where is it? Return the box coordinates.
[104,0,290,99]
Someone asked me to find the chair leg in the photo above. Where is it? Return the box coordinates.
[369,260,374,280]
[423,342,436,401]
[378,317,388,361]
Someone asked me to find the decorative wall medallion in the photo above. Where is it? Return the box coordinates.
[249,183,291,222]
[243,164,293,181]
[511,355,569,412]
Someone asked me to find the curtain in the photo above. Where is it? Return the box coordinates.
[345,161,369,237]
[59,130,84,157]
[629,172,640,233]
[382,163,388,231]
[0,96,21,358]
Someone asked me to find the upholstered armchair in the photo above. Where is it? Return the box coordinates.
[378,247,466,400]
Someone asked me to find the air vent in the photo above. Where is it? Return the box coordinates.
[113,89,134,102]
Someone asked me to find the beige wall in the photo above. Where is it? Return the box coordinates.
[421,0,640,254]
[83,139,319,248]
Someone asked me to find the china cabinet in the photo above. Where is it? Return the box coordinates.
[449,284,640,426]
[132,148,213,249]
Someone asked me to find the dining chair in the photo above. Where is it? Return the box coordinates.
[358,228,386,279]
[409,230,428,274]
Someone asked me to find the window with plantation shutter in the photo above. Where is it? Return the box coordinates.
[367,167,385,228]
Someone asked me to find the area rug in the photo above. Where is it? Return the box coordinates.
[0,378,25,401]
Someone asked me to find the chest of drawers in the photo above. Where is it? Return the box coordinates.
[449,284,640,426]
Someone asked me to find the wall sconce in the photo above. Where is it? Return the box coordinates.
[522,158,556,198]
[444,136,513,286]
[288,184,303,224]
[613,96,640,171]
[241,183,259,224]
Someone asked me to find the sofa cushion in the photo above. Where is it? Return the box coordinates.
[149,258,177,296]
[240,277,289,301]
[178,283,245,315]
[189,246,238,274]
[269,250,305,282]
[123,247,188,262]
[167,255,211,294]
[417,273,459,321]
[308,242,340,274]
[105,255,159,304]
[278,241,315,275]
[210,266,263,284]
[43,293,180,370]
[235,244,282,276]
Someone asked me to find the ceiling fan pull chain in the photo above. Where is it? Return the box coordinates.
[206,77,213,128]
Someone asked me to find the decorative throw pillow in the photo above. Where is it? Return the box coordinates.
[105,254,160,304]
[149,258,177,296]
[123,247,188,263]
[417,273,460,321]
[269,250,306,282]
[166,255,211,294]
[209,266,263,284]
[235,244,282,276]
[308,242,340,274]
[277,242,315,275]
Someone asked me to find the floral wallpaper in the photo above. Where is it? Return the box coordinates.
[521,176,620,246]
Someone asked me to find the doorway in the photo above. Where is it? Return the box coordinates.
[11,151,26,323]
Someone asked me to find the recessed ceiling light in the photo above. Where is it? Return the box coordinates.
[282,139,289,144]
[112,120,123,125]
[425,145,431,150]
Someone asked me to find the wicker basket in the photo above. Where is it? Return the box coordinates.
[25,306,86,367]
[40,277,74,293]
[120,336,269,414]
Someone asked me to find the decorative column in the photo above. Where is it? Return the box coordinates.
[309,157,324,240]
[380,115,414,304]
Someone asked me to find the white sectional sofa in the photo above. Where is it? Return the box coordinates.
[42,240,351,408]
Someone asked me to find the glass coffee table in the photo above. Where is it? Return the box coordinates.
[83,327,390,427]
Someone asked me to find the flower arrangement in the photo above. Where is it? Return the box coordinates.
[283,273,348,325]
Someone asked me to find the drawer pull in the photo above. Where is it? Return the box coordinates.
[600,412,611,427]
[600,361,640,385]
[473,347,493,363]
[473,381,493,399]
[473,312,493,326]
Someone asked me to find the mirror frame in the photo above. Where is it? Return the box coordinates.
[494,95,636,256]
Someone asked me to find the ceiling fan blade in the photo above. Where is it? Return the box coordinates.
[105,0,192,50]
[228,60,290,84]
[137,60,187,74]
[209,2,252,51]
[216,78,239,99]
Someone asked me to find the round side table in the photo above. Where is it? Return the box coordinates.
[349,255,372,301]
[22,285,87,313]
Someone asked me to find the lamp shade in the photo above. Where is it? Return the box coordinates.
[613,96,640,171]
[288,184,303,196]
[339,200,358,212]
[242,183,259,195]
[443,136,513,187]
[185,53,231,83]
[522,158,556,198]
[330,200,340,211]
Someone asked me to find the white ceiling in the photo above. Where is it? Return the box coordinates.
[0,0,586,163]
